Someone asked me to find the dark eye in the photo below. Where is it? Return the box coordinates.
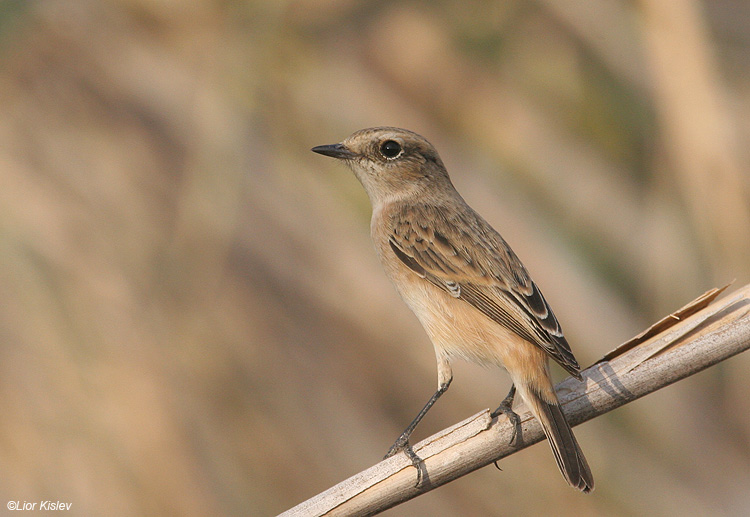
[380,140,402,159]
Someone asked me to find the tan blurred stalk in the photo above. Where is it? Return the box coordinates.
[639,0,750,279]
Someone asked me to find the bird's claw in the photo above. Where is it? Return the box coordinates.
[492,385,521,445]
[384,438,426,488]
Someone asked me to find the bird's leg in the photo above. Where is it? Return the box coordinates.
[384,379,451,488]
[491,384,521,444]
[384,379,451,459]
[384,358,452,488]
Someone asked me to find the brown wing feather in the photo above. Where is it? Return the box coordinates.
[389,203,582,378]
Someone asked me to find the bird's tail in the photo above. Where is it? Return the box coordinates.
[517,383,594,493]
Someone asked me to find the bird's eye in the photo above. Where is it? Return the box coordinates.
[380,140,402,159]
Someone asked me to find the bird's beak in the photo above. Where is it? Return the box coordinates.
[311,143,357,160]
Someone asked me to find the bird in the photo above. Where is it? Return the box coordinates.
[311,127,593,492]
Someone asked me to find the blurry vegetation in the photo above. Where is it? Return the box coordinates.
[0,0,749,515]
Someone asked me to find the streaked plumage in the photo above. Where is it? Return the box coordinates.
[387,202,581,377]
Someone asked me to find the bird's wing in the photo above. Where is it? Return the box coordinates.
[388,203,582,378]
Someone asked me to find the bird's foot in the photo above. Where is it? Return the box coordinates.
[384,436,426,488]
[491,385,521,445]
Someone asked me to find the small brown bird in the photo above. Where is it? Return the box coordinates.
[312,127,593,492]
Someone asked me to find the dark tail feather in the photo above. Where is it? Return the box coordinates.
[524,386,594,493]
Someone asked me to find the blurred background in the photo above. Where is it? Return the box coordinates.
[1,0,749,515]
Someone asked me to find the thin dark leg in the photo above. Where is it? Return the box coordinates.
[384,379,452,460]
[383,379,452,488]
[491,384,520,444]
[383,379,452,487]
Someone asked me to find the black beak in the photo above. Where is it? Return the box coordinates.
[311,143,357,160]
